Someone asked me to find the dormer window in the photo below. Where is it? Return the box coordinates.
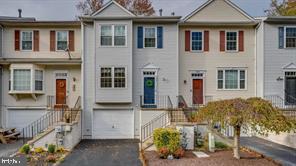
[56,31,68,51]
[21,31,33,51]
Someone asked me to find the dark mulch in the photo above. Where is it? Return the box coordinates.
[144,150,280,166]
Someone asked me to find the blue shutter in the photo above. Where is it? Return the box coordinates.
[157,26,163,48]
[279,27,284,49]
[137,26,143,49]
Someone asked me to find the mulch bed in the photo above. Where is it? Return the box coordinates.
[144,150,280,166]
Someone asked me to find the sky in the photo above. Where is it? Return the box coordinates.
[0,0,271,20]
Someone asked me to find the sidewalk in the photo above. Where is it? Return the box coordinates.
[241,137,296,166]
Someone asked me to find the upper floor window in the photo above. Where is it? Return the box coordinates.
[144,27,156,48]
[217,69,246,90]
[191,32,203,51]
[226,31,237,51]
[21,31,33,51]
[286,27,296,48]
[100,67,126,88]
[56,31,68,51]
[100,25,126,47]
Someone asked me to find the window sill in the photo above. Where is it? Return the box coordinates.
[216,89,248,91]
[9,91,44,95]
[225,50,239,53]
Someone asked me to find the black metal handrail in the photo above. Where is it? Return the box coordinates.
[140,95,173,109]
[177,95,188,108]
[74,96,81,109]
[141,112,170,143]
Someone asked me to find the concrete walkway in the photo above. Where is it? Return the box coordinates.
[60,139,142,166]
[241,137,296,166]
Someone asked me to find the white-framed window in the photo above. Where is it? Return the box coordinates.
[56,31,68,51]
[100,67,112,88]
[226,31,238,51]
[144,27,156,48]
[100,25,127,47]
[114,25,126,46]
[191,31,203,51]
[285,27,296,48]
[10,66,44,93]
[13,69,31,91]
[114,67,126,88]
[21,31,33,51]
[35,70,43,91]
[99,67,126,88]
[217,69,246,90]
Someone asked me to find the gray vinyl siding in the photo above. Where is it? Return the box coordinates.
[83,23,95,137]
[95,20,133,103]
[0,26,2,57]
[264,23,296,99]
[132,23,179,107]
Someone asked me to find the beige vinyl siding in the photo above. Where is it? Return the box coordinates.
[186,0,251,22]
[179,26,256,105]
[2,27,81,59]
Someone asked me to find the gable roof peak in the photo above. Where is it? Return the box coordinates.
[183,0,255,22]
[91,0,136,17]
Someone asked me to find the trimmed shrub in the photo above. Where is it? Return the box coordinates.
[153,128,180,153]
[47,144,56,154]
[20,144,30,154]
[215,141,228,149]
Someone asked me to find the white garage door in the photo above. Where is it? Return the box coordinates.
[7,109,47,131]
[93,110,134,139]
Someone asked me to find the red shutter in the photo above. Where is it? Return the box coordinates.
[220,31,225,52]
[50,31,55,51]
[69,30,75,51]
[33,30,39,51]
[185,30,191,52]
[204,30,209,52]
[15,30,20,51]
[239,31,244,52]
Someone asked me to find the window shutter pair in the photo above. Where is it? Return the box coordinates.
[220,30,244,52]
[185,30,209,52]
[14,30,39,51]
[137,26,163,49]
[50,30,75,52]
[279,27,284,49]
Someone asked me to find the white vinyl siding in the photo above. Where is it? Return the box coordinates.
[21,31,33,51]
[217,69,246,90]
[100,25,127,47]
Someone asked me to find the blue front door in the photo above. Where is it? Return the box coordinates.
[144,77,156,107]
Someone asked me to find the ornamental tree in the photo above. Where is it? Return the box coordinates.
[194,98,296,159]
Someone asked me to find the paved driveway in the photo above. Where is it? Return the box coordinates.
[60,139,142,166]
[0,140,23,157]
[241,137,296,166]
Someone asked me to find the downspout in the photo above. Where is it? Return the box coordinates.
[80,21,84,140]
[254,21,261,97]
[0,24,3,127]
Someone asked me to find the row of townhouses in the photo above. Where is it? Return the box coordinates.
[0,0,295,141]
